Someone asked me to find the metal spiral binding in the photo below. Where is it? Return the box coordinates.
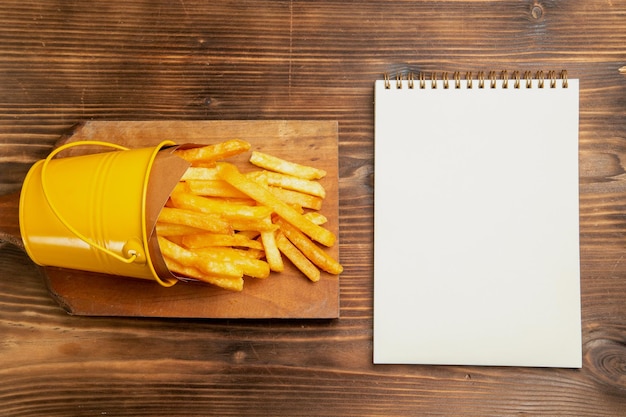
[384,70,568,89]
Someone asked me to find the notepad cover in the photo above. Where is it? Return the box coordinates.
[373,76,581,367]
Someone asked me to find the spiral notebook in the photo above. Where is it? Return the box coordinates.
[373,71,581,367]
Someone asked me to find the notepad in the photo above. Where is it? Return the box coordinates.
[373,71,581,367]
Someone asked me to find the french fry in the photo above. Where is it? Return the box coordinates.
[275,231,320,282]
[246,170,269,187]
[163,256,244,291]
[261,230,284,272]
[157,207,232,234]
[228,217,278,233]
[303,212,328,225]
[275,218,343,275]
[175,139,251,164]
[164,235,185,247]
[267,186,323,210]
[182,232,264,250]
[248,170,326,198]
[156,139,342,290]
[170,192,271,221]
[249,151,327,180]
[237,230,261,240]
[237,246,264,260]
[180,167,220,181]
[171,181,191,194]
[155,223,206,237]
[194,247,270,279]
[216,162,336,247]
[158,236,243,279]
[187,179,249,199]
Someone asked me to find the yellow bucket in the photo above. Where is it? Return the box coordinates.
[19,140,183,287]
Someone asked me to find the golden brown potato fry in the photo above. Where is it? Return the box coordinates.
[163,235,185,247]
[155,222,206,237]
[163,256,243,291]
[175,139,251,164]
[170,192,272,221]
[236,230,261,240]
[239,247,264,260]
[159,142,338,289]
[194,247,270,279]
[275,218,343,275]
[171,181,191,194]
[248,170,326,198]
[267,186,323,210]
[180,167,220,181]
[249,151,326,180]
[302,212,328,225]
[275,231,320,282]
[261,230,284,272]
[246,170,269,188]
[182,232,264,250]
[158,236,243,279]
[216,162,336,247]
[157,207,232,234]
[187,179,249,199]
[228,218,278,233]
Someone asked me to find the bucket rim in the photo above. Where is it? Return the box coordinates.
[19,140,179,287]
[142,140,178,287]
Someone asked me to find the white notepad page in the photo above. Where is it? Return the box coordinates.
[373,75,581,367]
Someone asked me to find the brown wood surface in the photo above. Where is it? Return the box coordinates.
[1,1,626,416]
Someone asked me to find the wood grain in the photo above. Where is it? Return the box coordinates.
[2,0,626,415]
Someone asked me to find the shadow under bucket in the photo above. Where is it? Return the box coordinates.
[19,140,188,287]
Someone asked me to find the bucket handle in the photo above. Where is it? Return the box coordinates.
[40,141,141,264]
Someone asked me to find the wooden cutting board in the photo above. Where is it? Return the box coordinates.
[0,120,340,318]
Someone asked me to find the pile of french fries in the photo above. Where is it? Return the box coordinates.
[155,139,343,291]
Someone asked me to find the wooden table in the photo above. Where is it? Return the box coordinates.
[1,1,626,415]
